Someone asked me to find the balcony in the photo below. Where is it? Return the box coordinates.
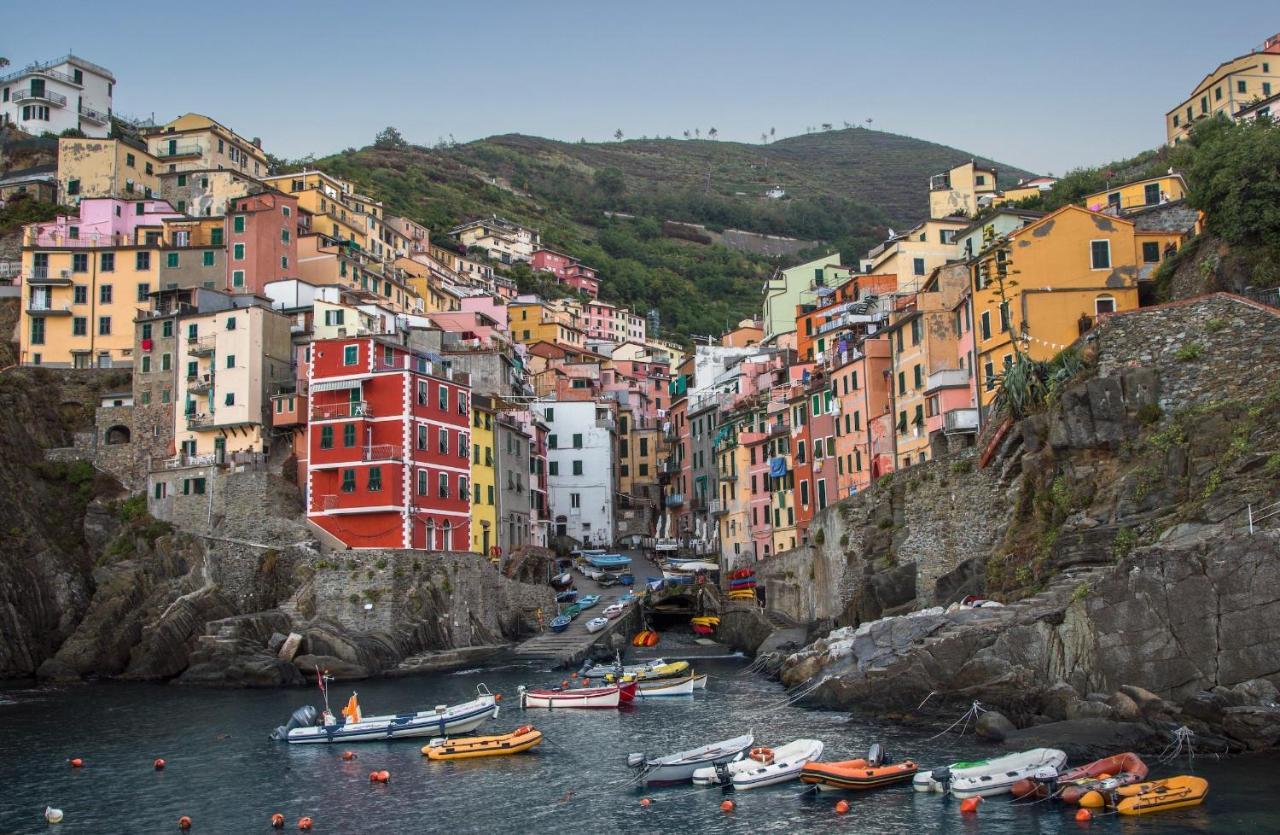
[943,408,979,434]
[318,489,402,514]
[187,335,216,355]
[156,142,203,159]
[768,422,789,436]
[25,268,72,285]
[709,499,727,516]
[665,493,684,508]
[595,417,616,433]
[187,373,213,394]
[27,298,72,315]
[311,400,373,421]
[362,444,401,463]
[817,311,885,335]
[925,368,971,392]
[11,87,67,107]
[186,412,215,430]
[78,103,109,125]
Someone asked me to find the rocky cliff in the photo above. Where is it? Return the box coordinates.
[761,294,1280,751]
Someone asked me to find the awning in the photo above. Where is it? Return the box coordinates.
[309,379,363,393]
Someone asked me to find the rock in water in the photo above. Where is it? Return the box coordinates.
[976,711,1016,742]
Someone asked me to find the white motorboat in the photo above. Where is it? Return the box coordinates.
[272,684,498,744]
[586,617,609,633]
[635,674,696,697]
[579,656,669,680]
[629,732,754,785]
[691,673,708,690]
[915,748,1068,797]
[518,681,634,709]
[602,603,626,619]
[691,738,824,789]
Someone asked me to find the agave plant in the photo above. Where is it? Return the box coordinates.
[993,347,1087,419]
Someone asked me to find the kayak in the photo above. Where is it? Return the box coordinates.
[422,725,543,760]
[692,739,824,789]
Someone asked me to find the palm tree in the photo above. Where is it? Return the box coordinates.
[614,129,623,141]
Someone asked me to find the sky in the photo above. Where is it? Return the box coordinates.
[6,1,1278,174]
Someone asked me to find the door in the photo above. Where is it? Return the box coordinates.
[349,387,361,416]
[168,139,177,156]
[214,437,226,464]
[482,529,490,555]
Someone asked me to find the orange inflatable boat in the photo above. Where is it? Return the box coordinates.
[1010,751,1149,803]
[800,755,918,792]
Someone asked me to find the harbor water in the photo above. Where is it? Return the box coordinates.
[1,659,1273,833]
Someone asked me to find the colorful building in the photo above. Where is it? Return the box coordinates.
[1081,174,1188,216]
[762,253,849,348]
[469,394,498,555]
[142,113,270,178]
[1166,32,1280,144]
[451,216,540,265]
[928,161,999,219]
[531,248,600,297]
[306,337,471,551]
[0,54,115,138]
[58,137,160,203]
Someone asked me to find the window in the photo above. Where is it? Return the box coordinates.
[225,316,236,331]
[73,317,87,336]
[162,320,172,338]
[233,216,245,233]
[162,354,171,371]
[29,318,45,345]
[913,257,926,276]
[572,460,583,475]
[343,423,356,447]
[224,391,235,406]
[570,493,581,509]
[437,385,449,411]
[100,253,115,272]
[99,285,113,304]
[167,252,179,268]
[910,318,922,345]
[549,461,559,476]
[800,480,810,506]
[67,178,80,196]
[573,433,583,449]
[1095,295,1117,315]
[202,250,214,267]
[343,344,358,365]
[913,364,923,388]
[321,426,334,449]
[438,427,449,455]
[367,467,382,492]
[1090,240,1111,270]
[233,244,245,261]
[438,473,450,498]
[897,371,906,395]
[999,301,1011,332]
[225,354,235,369]
[1144,182,1161,205]
[1238,80,1247,94]
[98,316,111,335]
[137,252,151,270]
[72,253,88,273]
[1142,241,1160,263]
[136,282,151,301]
[341,469,356,492]
[232,270,245,288]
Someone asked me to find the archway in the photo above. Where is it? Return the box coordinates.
[104,424,131,445]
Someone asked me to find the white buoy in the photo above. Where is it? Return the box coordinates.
[45,806,64,824]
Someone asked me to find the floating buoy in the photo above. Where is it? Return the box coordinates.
[68,758,83,768]
[960,796,982,814]
[271,813,285,829]
[369,771,381,783]
[494,693,502,702]
[640,798,652,808]
[1079,790,1105,808]
[341,751,356,761]
[561,680,569,688]
[178,816,192,830]
[1075,808,1093,822]
[720,799,735,813]
[44,806,64,824]
[297,817,313,831]
[377,770,390,783]
[153,758,166,770]
[835,799,850,815]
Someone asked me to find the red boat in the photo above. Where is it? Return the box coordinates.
[1011,752,1149,803]
[518,680,637,709]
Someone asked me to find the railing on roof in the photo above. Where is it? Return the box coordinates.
[78,103,109,124]
[156,142,203,158]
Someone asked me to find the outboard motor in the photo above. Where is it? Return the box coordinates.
[271,704,318,741]
[714,760,734,788]
[866,743,884,767]
[931,766,953,792]
[1033,765,1060,798]
[626,753,646,769]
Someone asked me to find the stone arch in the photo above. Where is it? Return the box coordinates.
[104,424,131,445]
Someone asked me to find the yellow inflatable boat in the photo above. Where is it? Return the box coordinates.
[1114,775,1208,815]
[422,726,543,760]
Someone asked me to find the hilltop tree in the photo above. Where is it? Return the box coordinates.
[821,123,833,131]
[761,133,768,143]
[770,127,776,139]
[374,126,407,149]
[694,128,700,138]
[683,130,691,139]
[708,127,718,140]
[614,128,624,141]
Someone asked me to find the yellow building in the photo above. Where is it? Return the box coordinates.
[142,113,270,178]
[470,396,497,555]
[863,217,969,293]
[296,235,419,314]
[267,170,368,247]
[928,161,999,219]
[715,430,752,567]
[1166,34,1280,144]
[509,301,585,348]
[1081,174,1188,215]
[970,205,1151,408]
[58,137,161,203]
[175,303,293,458]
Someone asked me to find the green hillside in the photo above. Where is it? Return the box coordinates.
[310,128,1036,340]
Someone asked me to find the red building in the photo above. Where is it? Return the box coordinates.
[306,337,471,550]
[227,190,299,295]
[530,248,600,298]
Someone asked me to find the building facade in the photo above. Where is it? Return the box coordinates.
[0,54,114,138]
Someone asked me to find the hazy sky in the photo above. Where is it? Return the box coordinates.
[7,1,1278,174]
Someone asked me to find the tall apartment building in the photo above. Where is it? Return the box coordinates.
[58,137,161,203]
[543,399,617,547]
[1166,32,1280,144]
[0,54,115,138]
[141,113,270,178]
[306,337,472,550]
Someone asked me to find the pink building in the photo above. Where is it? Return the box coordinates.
[457,294,509,331]
[585,300,626,341]
[742,431,773,560]
[25,197,181,248]
[530,247,600,298]
[429,310,506,347]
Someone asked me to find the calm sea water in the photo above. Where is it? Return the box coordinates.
[0,659,1272,834]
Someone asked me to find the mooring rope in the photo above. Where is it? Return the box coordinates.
[924,700,987,741]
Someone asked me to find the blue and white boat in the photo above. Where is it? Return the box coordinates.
[550,614,571,633]
[578,594,601,610]
[586,553,632,570]
[272,683,498,744]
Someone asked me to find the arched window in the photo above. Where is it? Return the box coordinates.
[442,521,452,551]
[104,424,131,445]
[425,519,435,551]
[1095,295,1116,315]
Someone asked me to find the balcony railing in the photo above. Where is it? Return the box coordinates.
[311,400,373,421]
[362,444,401,462]
[78,103,109,124]
[11,87,67,106]
[186,413,215,429]
[187,335,216,355]
[926,368,971,391]
[817,311,885,335]
[595,417,616,433]
[25,268,72,285]
[665,493,684,508]
[156,142,203,158]
[187,373,213,393]
[27,298,72,315]
[943,408,979,434]
[708,499,727,516]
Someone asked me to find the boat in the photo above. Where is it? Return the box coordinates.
[1011,751,1149,803]
[691,673,708,690]
[518,681,634,709]
[631,630,660,647]
[628,733,755,786]
[690,616,720,626]
[562,603,584,620]
[634,674,696,697]
[577,595,601,610]
[1111,776,1209,815]
[691,739,824,789]
[580,565,604,581]
[915,748,1068,798]
[692,624,715,636]
[422,725,543,760]
[645,577,665,592]
[549,615,571,633]
[602,603,626,619]
[586,553,632,570]
[272,683,499,744]
[606,661,689,682]
[586,617,609,633]
[580,657,680,680]
[617,573,635,586]
[555,590,578,604]
[551,573,573,590]
[573,549,607,558]
[800,745,917,791]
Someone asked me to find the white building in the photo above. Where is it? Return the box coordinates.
[542,399,616,547]
[0,55,115,138]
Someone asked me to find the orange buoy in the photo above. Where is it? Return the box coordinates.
[1075,808,1093,822]
[341,751,356,761]
[640,798,652,808]
[561,680,569,688]
[369,771,381,782]
[1079,791,1105,808]
[495,693,503,702]
[298,817,313,831]
[271,813,285,829]
[835,799,850,815]
[69,757,84,768]
[960,797,982,814]
[720,799,735,813]
[178,816,192,830]
[154,758,166,770]
[377,770,390,783]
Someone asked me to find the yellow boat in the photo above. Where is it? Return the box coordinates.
[422,726,543,760]
[606,660,690,682]
[690,616,720,626]
[1114,776,1209,815]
